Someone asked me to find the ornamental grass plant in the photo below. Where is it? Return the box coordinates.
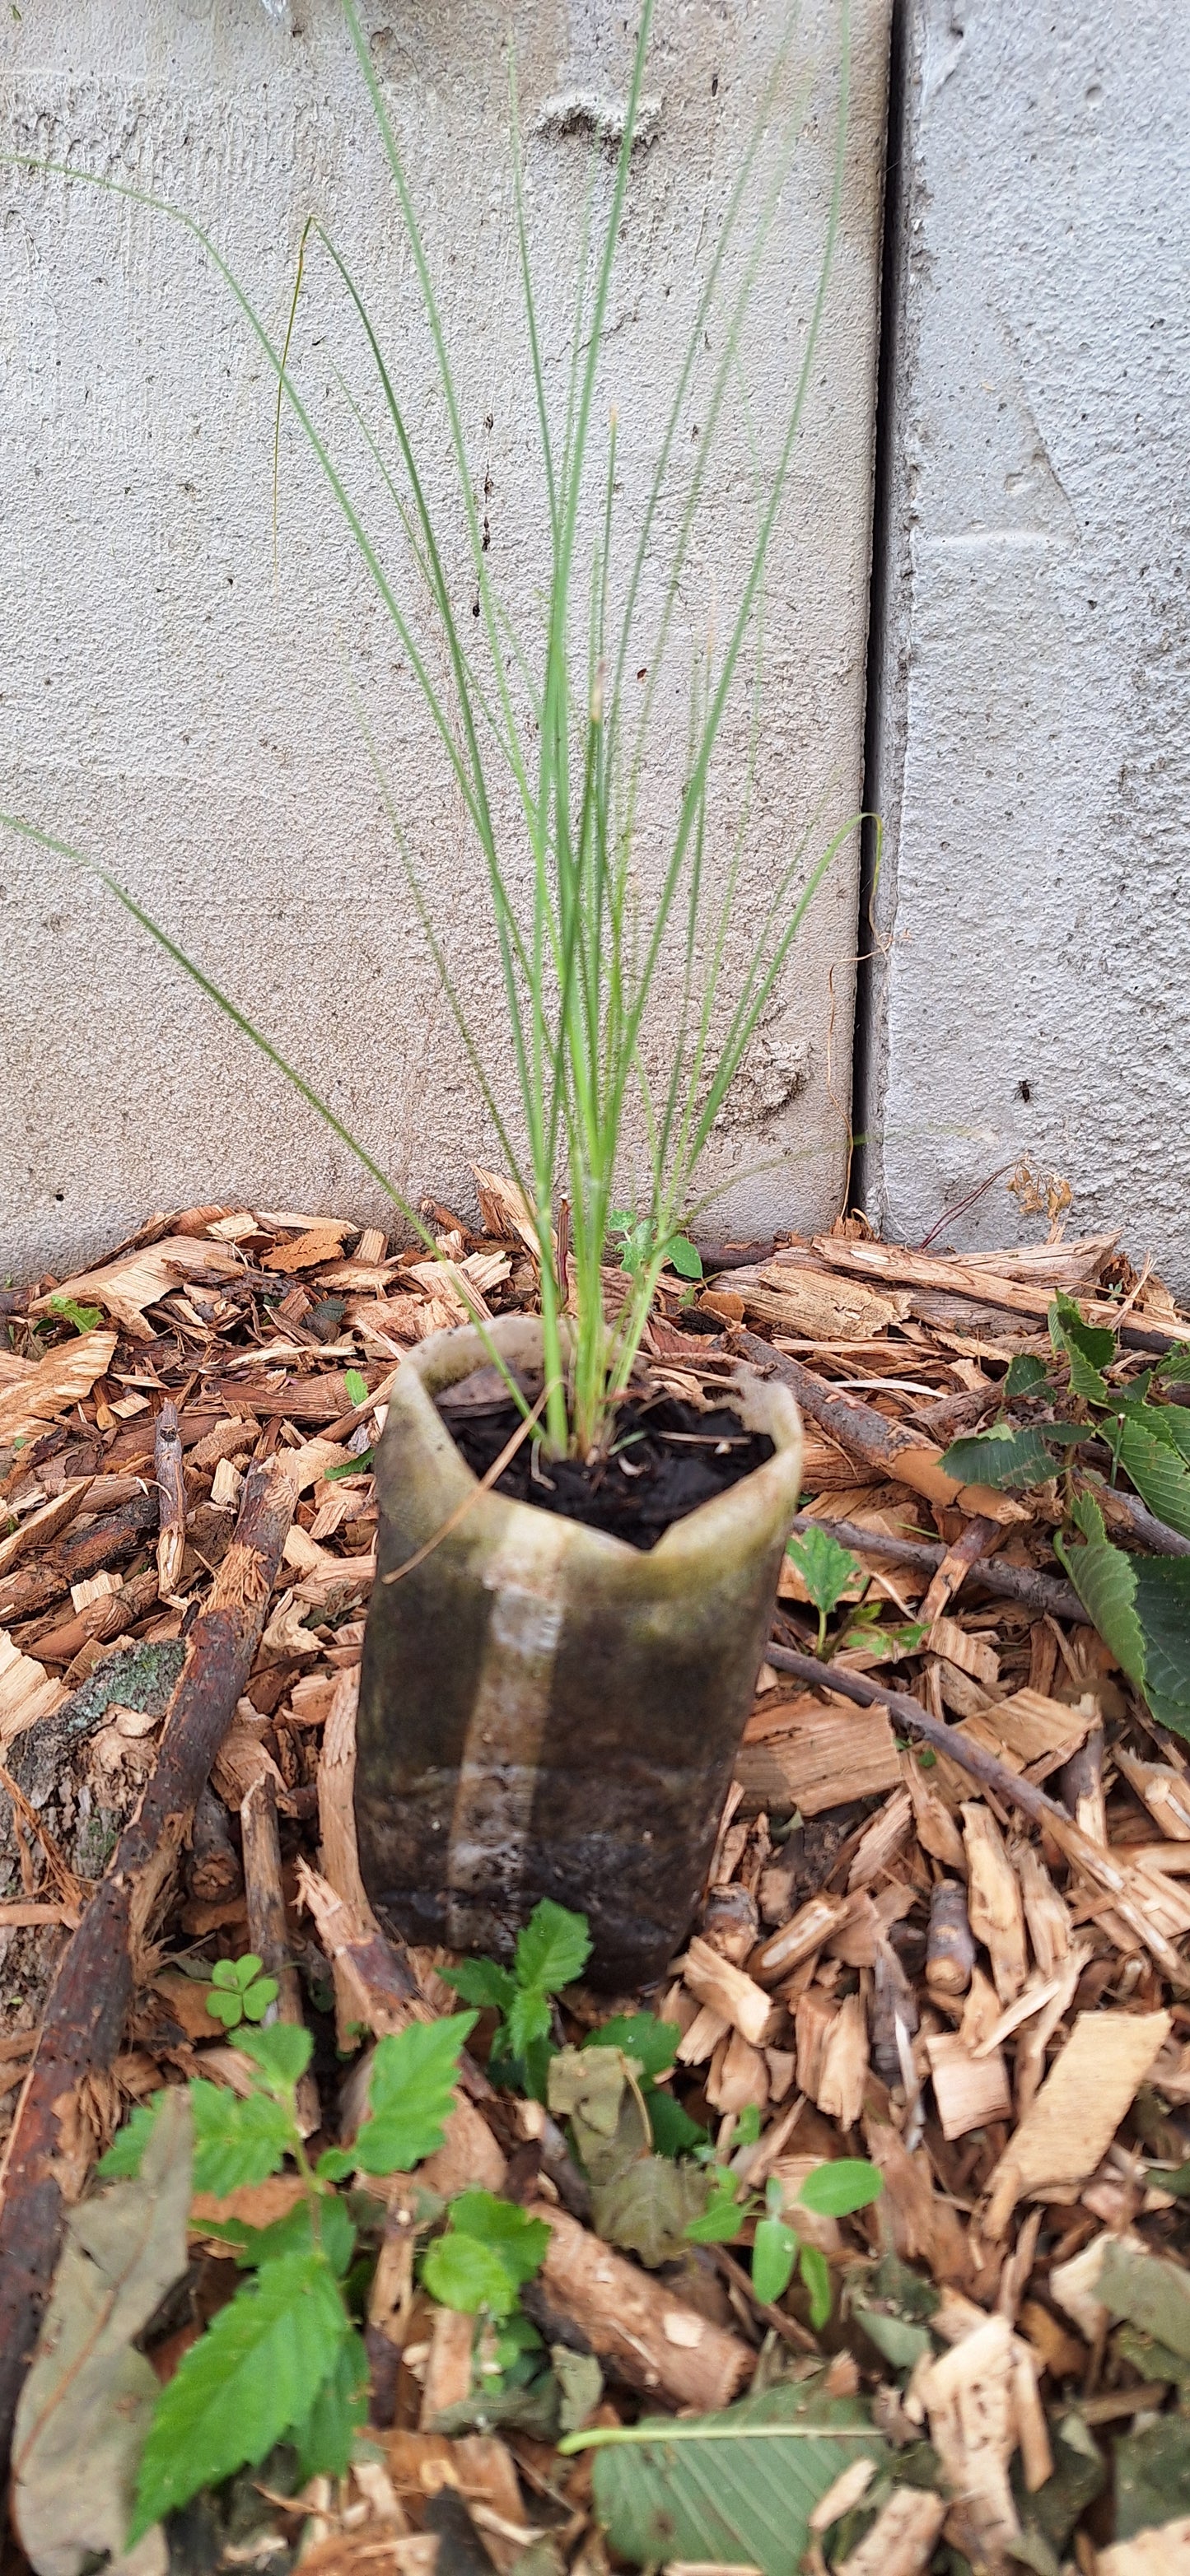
[3,0,856,1463]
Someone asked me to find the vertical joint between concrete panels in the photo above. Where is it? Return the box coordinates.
[851,0,917,1223]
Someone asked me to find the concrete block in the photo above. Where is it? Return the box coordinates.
[863,1,1190,1287]
[0,0,889,1277]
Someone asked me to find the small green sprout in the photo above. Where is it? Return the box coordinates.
[205,1954,280,2031]
[785,1522,862,1651]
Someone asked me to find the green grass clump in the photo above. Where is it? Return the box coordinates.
[2,0,857,1460]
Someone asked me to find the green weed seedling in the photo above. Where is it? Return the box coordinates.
[785,1523,861,1653]
[100,2011,478,2540]
[204,1954,279,2032]
[442,1896,591,2100]
[684,2151,883,2331]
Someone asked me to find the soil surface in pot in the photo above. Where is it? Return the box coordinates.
[436,1375,775,1549]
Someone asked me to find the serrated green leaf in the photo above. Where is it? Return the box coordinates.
[1118,1416,1190,1540]
[1158,1344,1190,1386]
[353,2013,477,2175]
[569,2381,885,2576]
[1056,1498,1147,1689]
[940,1421,1080,1491]
[514,1899,592,1996]
[506,1982,553,2058]
[441,1958,518,2012]
[449,2192,549,2287]
[128,2249,347,2541]
[751,2216,797,2305]
[343,1368,369,1409]
[316,2146,355,2183]
[1004,1353,1049,1398]
[799,2242,833,2331]
[292,2327,369,2480]
[422,2229,516,2317]
[1049,1292,1116,1404]
[96,2094,166,2179]
[237,2021,314,2091]
[785,1522,860,1618]
[584,2014,680,2082]
[798,2159,883,2218]
[1122,1555,1190,1735]
[646,2089,707,2159]
[1151,1402,1190,1465]
[189,2080,295,2197]
[228,2195,356,2280]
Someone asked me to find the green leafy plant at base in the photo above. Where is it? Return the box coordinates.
[1,0,858,1465]
[422,2191,550,2319]
[785,1523,861,1651]
[582,2011,707,2157]
[39,1292,105,1336]
[204,1953,279,2031]
[936,1293,1190,1734]
[684,2154,882,2329]
[749,2161,884,2328]
[97,2010,478,2543]
[441,1896,591,2099]
[1056,1495,1190,1739]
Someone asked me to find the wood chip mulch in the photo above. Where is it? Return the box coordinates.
[2,1192,1190,2576]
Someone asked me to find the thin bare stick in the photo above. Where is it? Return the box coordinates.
[765,1646,1187,1987]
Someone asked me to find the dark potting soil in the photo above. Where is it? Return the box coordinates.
[436,1381,775,1550]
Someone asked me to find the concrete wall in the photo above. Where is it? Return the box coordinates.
[862,0,1190,1286]
[0,0,890,1279]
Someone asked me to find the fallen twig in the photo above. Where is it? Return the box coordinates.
[765,1646,1188,1987]
[0,1491,160,1627]
[740,1338,1023,1521]
[788,1512,1085,1623]
[0,1451,296,2469]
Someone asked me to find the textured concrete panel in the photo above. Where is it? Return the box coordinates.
[862,1,1190,1285]
[0,0,889,1278]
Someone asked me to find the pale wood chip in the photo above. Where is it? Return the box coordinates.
[918,2313,1020,2571]
[847,1788,913,1890]
[1115,1747,1190,1841]
[926,2031,1012,2140]
[929,1617,1000,1685]
[0,1329,117,1442]
[683,1937,773,2045]
[0,1628,66,1746]
[263,1223,350,1273]
[835,2486,947,2576]
[984,2008,1172,2234]
[1096,2520,1190,2576]
[30,1242,240,1335]
[735,1698,900,1817]
[753,1892,852,1984]
[817,1990,869,2130]
[961,1803,1028,2001]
